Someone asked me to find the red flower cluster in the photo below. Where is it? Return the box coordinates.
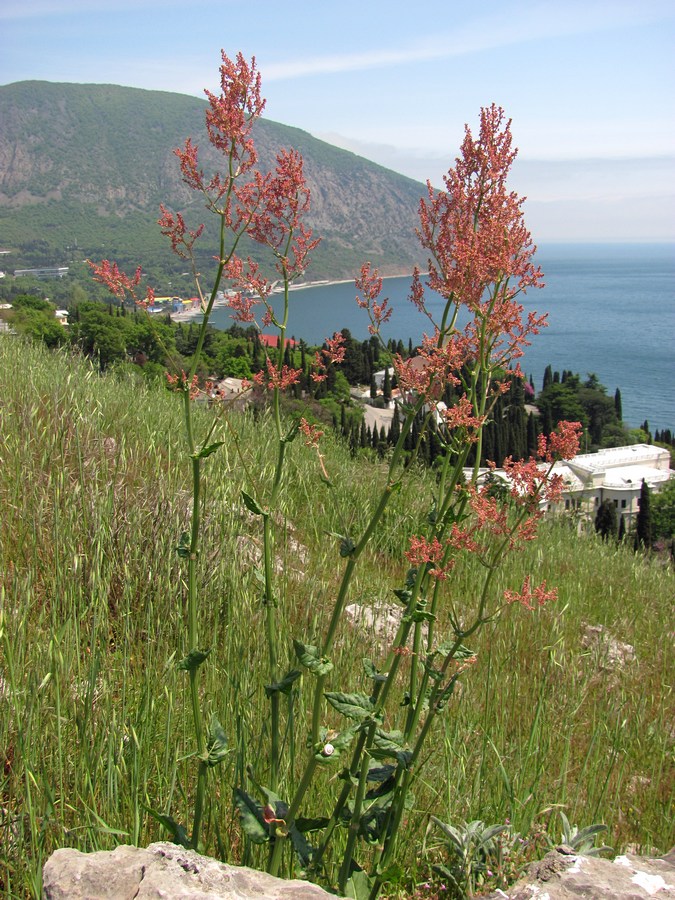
[503,576,557,610]
[165,370,209,401]
[356,263,392,335]
[405,535,454,580]
[312,332,346,382]
[253,358,302,392]
[87,260,154,307]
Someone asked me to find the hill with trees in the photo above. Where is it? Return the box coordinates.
[0,81,426,282]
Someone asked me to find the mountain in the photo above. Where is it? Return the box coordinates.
[0,81,427,281]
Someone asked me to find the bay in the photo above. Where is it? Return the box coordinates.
[204,243,674,433]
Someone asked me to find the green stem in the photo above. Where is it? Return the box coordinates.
[338,721,377,894]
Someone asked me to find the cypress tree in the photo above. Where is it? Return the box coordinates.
[389,404,401,446]
[543,365,553,390]
[635,479,652,549]
[595,499,618,540]
[614,388,623,422]
[383,367,392,403]
[527,412,539,457]
[618,513,626,542]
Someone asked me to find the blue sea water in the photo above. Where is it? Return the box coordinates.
[205,243,674,433]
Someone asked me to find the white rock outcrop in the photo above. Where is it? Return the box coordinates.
[42,841,333,899]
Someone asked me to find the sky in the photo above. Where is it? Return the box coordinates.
[1,0,674,242]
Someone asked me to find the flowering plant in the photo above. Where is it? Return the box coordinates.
[90,53,579,899]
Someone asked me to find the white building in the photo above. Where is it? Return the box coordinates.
[470,443,672,528]
[561,443,672,527]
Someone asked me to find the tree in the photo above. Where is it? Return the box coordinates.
[614,388,623,422]
[618,513,626,542]
[651,478,675,541]
[595,499,618,540]
[635,479,653,549]
[382,366,392,403]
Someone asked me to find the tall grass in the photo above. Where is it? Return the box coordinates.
[0,335,673,897]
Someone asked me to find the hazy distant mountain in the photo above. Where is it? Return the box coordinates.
[0,81,427,280]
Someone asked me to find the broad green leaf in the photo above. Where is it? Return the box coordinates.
[264,668,302,697]
[293,640,333,675]
[363,658,388,683]
[325,691,375,721]
[175,531,191,559]
[282,420,299,444]
[403,608,437,625]
[194,440,224,459]
[176,647,211,673]
[344,868,372,900]
[289,824,313,867]
[325,531,355,557]
[206,716,229,768]
[241,490,264,516]
[294,816,329,833]
[366,761,396,783]
[143,807,190,848]
[372,728,405,752]
[233,788,269,844]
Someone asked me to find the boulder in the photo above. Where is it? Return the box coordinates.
[42,841,333,899]
[487,845,675,899]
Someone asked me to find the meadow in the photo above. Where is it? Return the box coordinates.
[0,335,672,898]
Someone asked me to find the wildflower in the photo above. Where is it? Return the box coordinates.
[405,535,454,580]
[87,260,154,307]
[312,331,346,382]
[253,358,302,392]
[503,575,557,610]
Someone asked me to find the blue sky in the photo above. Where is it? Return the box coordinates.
[1,0,674,241]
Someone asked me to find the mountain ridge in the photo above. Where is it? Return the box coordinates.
[0,80,428,280]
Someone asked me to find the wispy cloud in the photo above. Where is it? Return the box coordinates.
[263,1,674,81]
[0,0,183,18]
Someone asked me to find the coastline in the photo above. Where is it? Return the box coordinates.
[168,271,415,324]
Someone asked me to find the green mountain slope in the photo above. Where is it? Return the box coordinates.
[0,81,427,279]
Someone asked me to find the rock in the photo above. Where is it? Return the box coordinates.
[581,624,636,671]
[42,841,333,899]
[486,845,675,899]
[344,600,428,650]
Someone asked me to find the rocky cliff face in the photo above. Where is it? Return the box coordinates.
[0,81,427,278]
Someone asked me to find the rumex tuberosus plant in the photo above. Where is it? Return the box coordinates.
[89,54,580,899]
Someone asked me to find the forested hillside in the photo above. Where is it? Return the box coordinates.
[0,81,426,280]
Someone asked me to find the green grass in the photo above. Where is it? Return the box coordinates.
[0,335,673,898]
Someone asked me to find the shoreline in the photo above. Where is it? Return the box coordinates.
[167,271,415,324]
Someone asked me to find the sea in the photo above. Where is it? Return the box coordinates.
[204,243,674,433]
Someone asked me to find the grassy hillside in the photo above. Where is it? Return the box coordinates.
[0,335,673,898]
[0,81,426,281]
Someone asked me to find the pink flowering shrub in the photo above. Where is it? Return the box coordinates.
[88,52,580,899]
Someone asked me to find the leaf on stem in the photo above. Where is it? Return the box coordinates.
[233,788,269,844]
[143,807,190,847]
[241,490,265,517]
[326,531,356,558]
[176,647,212,673]
[264,668,302,697]
[325,691,376,721]
[293,640,333,675]
[175,531,191,558]
[193,440,225,460]
[206,715,229,767]
[282,420,300,444]
[363,658,388,683]
[344,868,373,900]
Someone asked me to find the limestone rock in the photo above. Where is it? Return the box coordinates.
[487,845,675,899]
[42,841,333,899]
